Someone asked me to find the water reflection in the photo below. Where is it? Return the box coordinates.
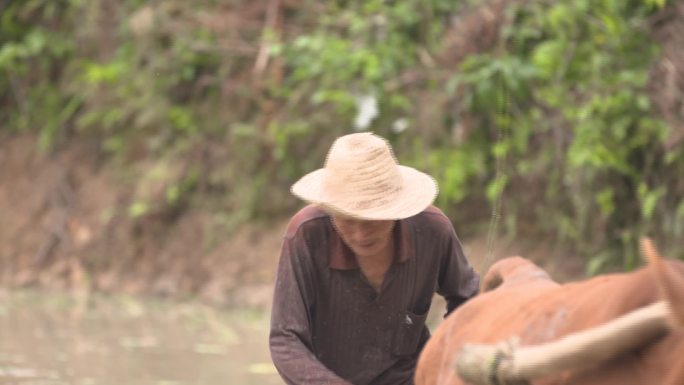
[0,290,283,385]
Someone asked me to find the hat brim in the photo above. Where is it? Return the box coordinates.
[291,165,438,220]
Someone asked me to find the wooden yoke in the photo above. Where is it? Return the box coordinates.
[455,238,675,385]
[455,301,669,385]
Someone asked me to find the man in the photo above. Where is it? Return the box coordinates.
[269,132,480,385]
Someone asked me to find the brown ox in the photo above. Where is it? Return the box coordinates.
[416,240,684,385]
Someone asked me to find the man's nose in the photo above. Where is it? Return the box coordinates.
[350,221,372,238]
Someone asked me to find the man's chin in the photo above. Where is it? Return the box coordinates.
[351,246,380,258]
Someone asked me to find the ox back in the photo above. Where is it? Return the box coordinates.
[415,255,684,385]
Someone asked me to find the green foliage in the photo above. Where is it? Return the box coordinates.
[1,0,682,269]
[449,0,681,268]
[272,0,465,125]
[0,0,79,143]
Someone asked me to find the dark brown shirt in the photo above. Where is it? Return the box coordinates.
[269,205,479,385]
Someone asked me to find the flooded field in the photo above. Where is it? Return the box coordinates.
[0,290,282,385]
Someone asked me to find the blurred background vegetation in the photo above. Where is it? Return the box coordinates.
[1,0,683,301]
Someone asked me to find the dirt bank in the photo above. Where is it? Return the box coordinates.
[0,134,285,307]
[0,134,587,309]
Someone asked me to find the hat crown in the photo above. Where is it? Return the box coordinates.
[290,132,437,220]
[322,133,403,211]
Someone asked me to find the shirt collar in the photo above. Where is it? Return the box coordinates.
[328,217,413,270]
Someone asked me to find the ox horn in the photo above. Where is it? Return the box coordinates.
[455,301,669,385]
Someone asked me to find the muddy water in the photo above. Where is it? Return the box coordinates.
[0,290,283,385]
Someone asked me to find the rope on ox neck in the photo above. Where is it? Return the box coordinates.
[457,337,529,385]
[487,338,528,385]
[487,350,506,385]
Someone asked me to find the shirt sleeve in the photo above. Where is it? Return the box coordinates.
[269,233,353,385]
[436,226,480,317]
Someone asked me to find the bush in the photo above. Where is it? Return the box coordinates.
[1,0,681,271]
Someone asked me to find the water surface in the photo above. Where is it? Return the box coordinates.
[0,290,282,385]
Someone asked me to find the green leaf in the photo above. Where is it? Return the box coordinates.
[640,186,665,220]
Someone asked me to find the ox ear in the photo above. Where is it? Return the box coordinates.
[481,267,504,293]
[641,238,684,329]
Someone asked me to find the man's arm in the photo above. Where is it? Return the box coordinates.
[269,234,353,385]
[436,227,480,316]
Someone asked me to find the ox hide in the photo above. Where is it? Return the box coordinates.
[415,253,684,385]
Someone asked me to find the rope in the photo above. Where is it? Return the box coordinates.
[484,70,510,270]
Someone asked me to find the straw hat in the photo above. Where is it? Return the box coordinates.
[291,132,438,220]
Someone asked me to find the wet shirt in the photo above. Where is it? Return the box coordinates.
[269,205,480,385]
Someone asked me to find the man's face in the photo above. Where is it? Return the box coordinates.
[331,215,395,258]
